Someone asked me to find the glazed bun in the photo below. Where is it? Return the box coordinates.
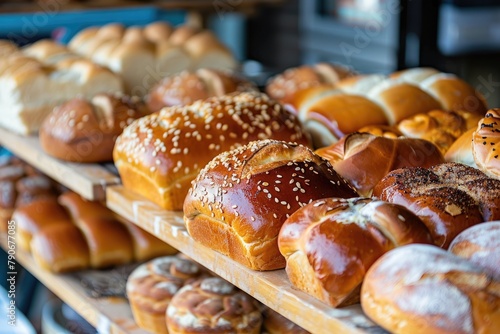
[361,244,500,334]
[278,197,433,307]
[114,92,311,211]
[184,139,358,271]
[166,277,262,334]
[473,109,500,179]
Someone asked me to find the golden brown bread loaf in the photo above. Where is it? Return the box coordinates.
[146,69,257,111]
[287,68,487,147]
[315,133,445,196]
[278,197,433,307]
[126,255,204,334]
[166,277,263,334]
[449,222,500,279]
[361,244,500,334]
[373,162,500,248]
[0,40,123,134]
[114,92,311,211]
[472,109,500,179]
[14,197,71,252]
[30,223,90,273]
[39,93,151,163]
[263,309,310,334]
[184,139,359,271]
[265,63,355,105]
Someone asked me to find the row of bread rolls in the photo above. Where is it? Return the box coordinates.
[267,66,487,147]
[68,22,237,96]
[0,155,60,232]
[0,39,123,135]
[361,222,500,334]
[126,254,309,334]
[14,190,176,272]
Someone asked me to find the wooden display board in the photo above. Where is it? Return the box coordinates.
[0,128,120,201]
[106,186,385,334]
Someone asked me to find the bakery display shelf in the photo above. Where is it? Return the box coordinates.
[0,233,148,334]
[106,185,385,334]
[0,128,120,201]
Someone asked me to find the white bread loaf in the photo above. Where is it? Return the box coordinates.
[0,40,123,135]
[68,22,237,97]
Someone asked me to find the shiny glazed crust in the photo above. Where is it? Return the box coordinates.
[473,109,500,179]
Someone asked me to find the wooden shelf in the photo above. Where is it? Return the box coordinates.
[0,233,148,334]
[106,185,384,334]
[0,128,120,201]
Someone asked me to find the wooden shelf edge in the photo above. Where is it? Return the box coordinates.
[0,233,147,334]
[0,128,120,201]
[106,185,383,334]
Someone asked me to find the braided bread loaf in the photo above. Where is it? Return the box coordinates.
[287,67,487,148]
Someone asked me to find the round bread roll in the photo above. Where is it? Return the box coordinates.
[315,133,445,197]
[444,128,477,167]
[361,244,500,334]
[40,93,151,163]
[127,255,204,334]
[278,197,433,307]
[373,162,500,248]
[266,63,354,104]
[166,277,262,334]
[184,139,359,271]
[146,69,257,111]
[263,309,309,334]
[114,92,311,211]
[473,109,500,179]
[449,221,500,279]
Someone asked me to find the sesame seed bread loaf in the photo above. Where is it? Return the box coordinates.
[127,255,205,334]
[166,277,263,334]
[361,244,500,334]
[373,162,500,248]
[113,92,311,211]
[146,68,257,112]
[278,197,433,307]
[39,93,151,163]
[472,109,500,179]
[183,139,359,271]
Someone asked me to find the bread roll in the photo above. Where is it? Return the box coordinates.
[166,277,262,334]
[266,63,354,104]
[30,223,90,273]
[58,191,116,221]
[183,31,237,71]
[472,109,500,179]
[263,309,309,334]
[357,124,402,139]
[315,133,445,196]
[361,244,500,334]
[184,139,359,270]
[126,255,204,334]
[121,221,178,261]
[40,93,150,162]
[444,128,477,167]
[114,92,311,211]
[373,162,500,247]
[146,69,257,111]
[278,197,433,307]
[13,197,71,251]
[449,221,500,279]
[143,21,174,43]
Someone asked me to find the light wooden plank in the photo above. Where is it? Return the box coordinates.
[106,185,384,334]
[0,128,120,201]
[0,233,147,334]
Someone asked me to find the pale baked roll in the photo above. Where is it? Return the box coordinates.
[278,197,433,307]
[472,109,500,179]
[143,21,174,43]
[166,277,262,334]
[13,197,71,251]
[127,255,204,334]
[30,223,90,273]
[361,244,500,334]
[184,139,359,271]
[449,221,500,279]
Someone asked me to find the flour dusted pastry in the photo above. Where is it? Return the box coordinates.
[127,255,204,334]
[166,277,262,334]
[114,92,311,211]
[361,244,500,334]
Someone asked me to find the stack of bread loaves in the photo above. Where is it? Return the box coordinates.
[68,22,237,97]
[0,39,123,135]
[14,190,176,273]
